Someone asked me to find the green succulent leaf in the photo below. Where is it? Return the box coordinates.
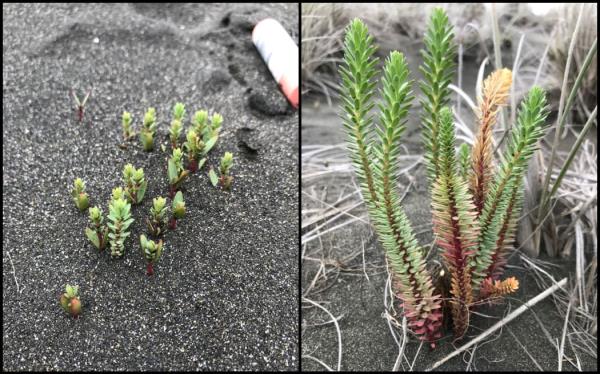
[208,168,218,186]
[85,227,100,249]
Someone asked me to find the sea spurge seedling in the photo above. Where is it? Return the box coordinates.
[169,119,183,150]
[173,102,186,121]
[85,206,108,251]
[139,107,157,151]
[218,152,234,190]
[111,186,125,202]
[341,10,547,347]
[59,284,81,318]
[71,178,89,212]
[107,197,134,257]
[122,111,135,140]
[183,129,206,172]
[140,234,164,276]
[167,148,190,198]
[122,164,148,204]
[146,196,168,237]
[169,191,185,230]
[191,109,220,151]
[71,87,92,123]
[192,110,208,136]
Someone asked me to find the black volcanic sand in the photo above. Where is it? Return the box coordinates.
[3,3,298,371]
[301,98,596,371]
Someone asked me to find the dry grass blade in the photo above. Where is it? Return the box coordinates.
[302,297,343,371]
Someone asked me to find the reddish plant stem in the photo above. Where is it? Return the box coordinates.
[147,262,154,276]
[188,158,198,173]
[168,217,177,230]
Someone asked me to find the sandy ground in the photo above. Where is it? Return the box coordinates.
[3,3,298,371]
[301,91,596,370]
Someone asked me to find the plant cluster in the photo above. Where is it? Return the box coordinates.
[340,9,548,347]
[59,284,81,318]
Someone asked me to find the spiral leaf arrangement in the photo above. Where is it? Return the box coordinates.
[341,8,548,347]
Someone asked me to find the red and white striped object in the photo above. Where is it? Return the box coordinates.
[252,18,299,109]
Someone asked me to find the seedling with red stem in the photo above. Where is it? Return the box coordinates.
[71,87,92,123]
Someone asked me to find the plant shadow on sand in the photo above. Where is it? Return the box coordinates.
[3,3,298,371]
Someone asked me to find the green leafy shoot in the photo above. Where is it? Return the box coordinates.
[71,178,89,212]
[140,234,164,276]
[168,191,185,230]
[107,197,134,257]
[146,197,168,238]
[218,152,234,190]
[85,206,108,250]
[139,107,157,151]
[122,111,134,140]
[167,148,190,197]
[122,163,147,204]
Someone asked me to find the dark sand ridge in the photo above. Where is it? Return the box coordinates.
[3,3,298,370]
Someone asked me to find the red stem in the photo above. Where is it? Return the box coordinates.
[168,217,177,230]
[147,262,154,276]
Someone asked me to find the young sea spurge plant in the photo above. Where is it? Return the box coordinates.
[122,111,135,141]
[71,178,89,212]
[139,107,157,151]
[85,206,108,251]
[59,284,81,319]
[169,102,186,149]
[107,197,134,257]
[340,10,548,347]
[183,129,207,173]
[146,196,168,237]
[167,148,190,198]
[218,152,234,190]
[169,191,185,230]
[122,163,147,204]
[191,110,221,149]
[170,119,183,150]
[71,87,92,123]
[140,234,164,276]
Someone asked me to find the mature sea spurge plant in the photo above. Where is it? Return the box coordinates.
[139,107,157,151]
[140,234,164,276]
[169,191,185,230]
[107,197,134,257]
[85,206,108,251]
[167,148,190,198]
[71,178,89,212]
[340,9,548,347]
[122,111,135,141]
[59,284,81,318]
[146,196,168,237]
[122,163,147,204]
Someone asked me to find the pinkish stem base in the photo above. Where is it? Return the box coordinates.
[147,263,154,276]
